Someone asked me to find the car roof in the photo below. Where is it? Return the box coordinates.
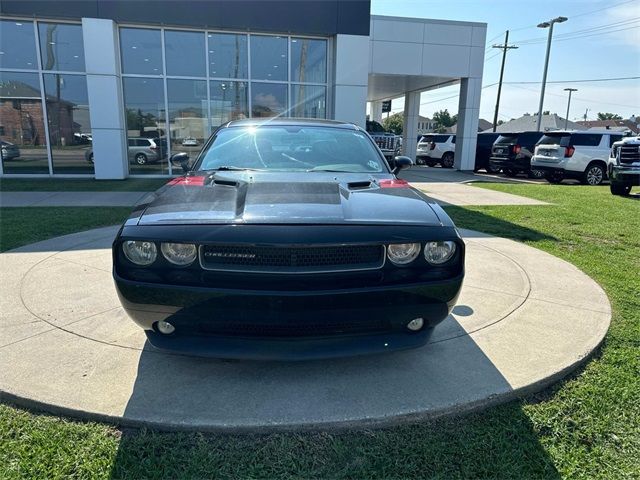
[224,118,360,130]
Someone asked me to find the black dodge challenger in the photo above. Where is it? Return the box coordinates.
[113,119,465,360]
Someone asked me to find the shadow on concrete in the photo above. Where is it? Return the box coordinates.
[444,207,557,243]
[108,314,560,478]
[4,226,119,254]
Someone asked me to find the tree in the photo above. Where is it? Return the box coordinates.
[126,108,157,135]
[597,112,622,120]
[382,112,403,135]
[432,109,455,132]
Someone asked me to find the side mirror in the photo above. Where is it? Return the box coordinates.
[392,156,412,174]
[170,152,190,173]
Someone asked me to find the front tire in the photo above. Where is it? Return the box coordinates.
[441,152,454,168]
[582,163,605,186]
[610,183,631,196]
[135,153,148,165]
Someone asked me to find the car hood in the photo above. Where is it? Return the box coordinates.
[136,172,443,226]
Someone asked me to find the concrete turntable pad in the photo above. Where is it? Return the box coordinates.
[0,226,610,431]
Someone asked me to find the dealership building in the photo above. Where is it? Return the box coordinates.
[0,0,486,178]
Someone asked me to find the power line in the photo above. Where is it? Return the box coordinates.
[514,17,640,44]
[505,76,640,85]
[508,83,640,109]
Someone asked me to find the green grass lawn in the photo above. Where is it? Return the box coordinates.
[0,184,638,479]
[0,178,168,192]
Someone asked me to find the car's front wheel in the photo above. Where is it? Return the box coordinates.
[135,153,148,165]
[582,163,605,186]
[441,152,454,168]
[610,183,632,196]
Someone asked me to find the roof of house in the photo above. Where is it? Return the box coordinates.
[446,118,493,133]
[576,119,639,134]
[482,113,585,133]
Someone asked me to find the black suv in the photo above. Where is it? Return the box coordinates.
[490,131,544,178]
[474,132,500,173]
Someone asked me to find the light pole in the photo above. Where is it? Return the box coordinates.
[536,16,568,131]
[563,88,577,129]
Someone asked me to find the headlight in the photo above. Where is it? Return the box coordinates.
[424,241,456,265]
[161,242,197,266]
[387,243,420,265]
[123,241,157,266]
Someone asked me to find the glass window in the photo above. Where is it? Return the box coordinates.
[538,134,570,146]
[571,133,602,147]
[38,23,85,72]
[208,33,247,79]
[609,134,623,147]
[120,28,162,75]
[0,20,37,70]
[43,74,93,174]
[291,85,325,118]
[197,126,385,173]
[251,82,287,118]
[122,77,168,174]
[210,80,248,128]
[0,71,49,173]
[250,35,287,81]
[164,30,205,77]
[167,79,208,156]
[290,38,326,83]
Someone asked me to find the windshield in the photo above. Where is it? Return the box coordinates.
[196,125,387,173]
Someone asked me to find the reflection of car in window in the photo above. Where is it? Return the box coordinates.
[84,137,167,165]
[113,118,465,360]
[181,137,198,147]
[0,141,21,160]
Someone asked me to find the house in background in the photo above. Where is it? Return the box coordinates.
[577,119,639,135]
[484,113,585,133]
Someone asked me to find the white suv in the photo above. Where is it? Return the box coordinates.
[531,130,623,185]
[416,134,456,168]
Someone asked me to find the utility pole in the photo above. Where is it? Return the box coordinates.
[492,31,518,132]
[563,88,577,129]
[536,16,568,131]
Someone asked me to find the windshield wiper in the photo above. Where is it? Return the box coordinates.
[307,167,356,173]
[205,166,262,171]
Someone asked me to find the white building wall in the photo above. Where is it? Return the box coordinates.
[82,18,128,179]
[332,34,369,128]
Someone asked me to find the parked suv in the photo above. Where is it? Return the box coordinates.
[608,136,640,195]
[85,137,168,164]
[416,134,456,168]
[532,130,623,185]
[489,131,544,178]
[474,132,501,173]
[365,120,401,160]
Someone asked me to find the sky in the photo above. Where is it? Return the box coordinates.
[370,0,640,123]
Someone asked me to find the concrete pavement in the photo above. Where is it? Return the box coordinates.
[0,226,609,431]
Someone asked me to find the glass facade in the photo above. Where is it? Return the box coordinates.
[0,19,92,175]
[1,19,328,177]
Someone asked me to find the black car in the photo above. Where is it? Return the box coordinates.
[113,119,465,360]
[474,132,501,173]
[489,131,544,178]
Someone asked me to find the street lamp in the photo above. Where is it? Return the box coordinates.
[563,88,577,129]
[536,16,568,131]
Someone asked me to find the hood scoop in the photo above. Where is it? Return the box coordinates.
[347,180,373,190]
[212,178,240,187]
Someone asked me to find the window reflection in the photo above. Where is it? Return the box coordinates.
[209,80,248,128]
[120,28,163,75]
[291,85,326,118]
[208,33,247,79]
[0,72,49,173]
[291,38,326,84]
[0,20,37,70]
[250,35,287,81]
[43,74,93,174]
[38,23,85,72]
[165,30,205,77]
[167,79,207,156]
[251,82,287,118]
[122,77,168,174]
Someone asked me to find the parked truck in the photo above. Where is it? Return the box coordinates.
[366,120,402,160]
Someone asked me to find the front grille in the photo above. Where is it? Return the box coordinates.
[619,145,640,164]
[195,318,390,337]
[200,244,385,273]
[374,136,394,150]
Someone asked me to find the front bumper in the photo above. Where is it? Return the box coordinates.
[114,272,463,360]
[610,165,640,186]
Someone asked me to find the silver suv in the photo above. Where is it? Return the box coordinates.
[84,137,168,164]
[609,136,640,196]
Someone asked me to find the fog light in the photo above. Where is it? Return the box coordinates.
[407,317,424,331]
[157,320,175,335]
